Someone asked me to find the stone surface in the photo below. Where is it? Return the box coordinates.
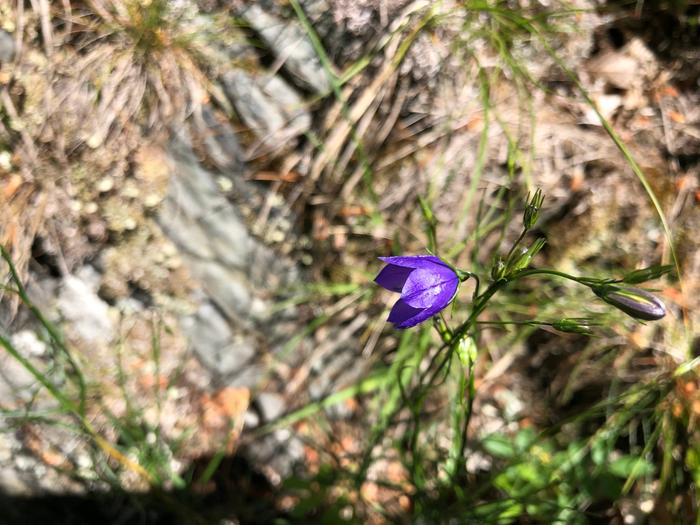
[0,350,39,403]
[192,105,245,173]
[257,392,285,421]
[180,301,261,387]
[241,4,331,94]
[161,138,252,270]
[57,268,114,345]
[11,330,47,357]
[160,130,298,384]
[0,30,14,64]
[221,70,311,152]
[246,429,305,482]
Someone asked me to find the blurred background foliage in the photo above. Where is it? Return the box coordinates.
[0,0,698,523]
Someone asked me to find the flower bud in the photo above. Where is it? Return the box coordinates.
[551,318,595,335]
[433,316,452,342]
[455,335,477,367]
[523,188,545,230]
[507,238,546,274]
[491,257,507,282]
[592,285,666,321]
[622,264,673,284]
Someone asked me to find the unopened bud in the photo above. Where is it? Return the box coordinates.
[523,189,545,230]
[491,257,507,282]
[552,318,595,335]
[508,238,546,273]
[455,336,477,367]
[434,316,452,342]
[592,285,666,321]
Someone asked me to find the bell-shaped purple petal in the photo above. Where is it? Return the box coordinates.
[387,299,423,325]
[375,254,460,329]
[388,299,446,329]
[374,264,414,293]
[401,266,459,308]
[378,255,445,269]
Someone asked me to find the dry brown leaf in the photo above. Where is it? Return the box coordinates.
[668,110,686,124]
[2,174,23,199]
[213,386,250,420]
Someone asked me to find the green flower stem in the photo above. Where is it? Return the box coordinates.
[433,315,453,344]
[504,227,528,265]
[471,272,481,302]
[475,319,542,326]
[512,267,602,287]
[419,279,506,404]
[458,352,477,477]
[452,279,507,343]
[426,265,603,476]
[424,265,607,478]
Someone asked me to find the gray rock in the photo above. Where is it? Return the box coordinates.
[0,30,14,64]
[192,105,245,172]
[247,429,305,480]
[158,194,217,261]
[0,465,30,496]
[0,350,39,402]
[160,128,300,394]
[244,409,260,428]
[189,260,252,322]
[25,276,59,317]
[257,392,285,421]
[162,132,297,307]
[11,330,47,357]
[162,140,252,269]
[181,302,262,387]
[221,70,311,152]
[241,5,331,94]
[57,270,114,345]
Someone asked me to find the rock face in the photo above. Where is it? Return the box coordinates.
[160,129,297,387]
[240,4,331,94]
[0,30,14,64]
[158,108,310,478]
[221,70,311,154]
[57,268,114,346]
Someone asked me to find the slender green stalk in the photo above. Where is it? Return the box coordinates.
[512,268,602,287]
[1,246,88,415]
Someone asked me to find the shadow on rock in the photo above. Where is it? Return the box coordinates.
[0,454,286,525]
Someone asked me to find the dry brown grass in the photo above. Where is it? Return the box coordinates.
[0,0,212,303]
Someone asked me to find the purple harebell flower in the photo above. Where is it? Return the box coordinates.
[375,255,460,328]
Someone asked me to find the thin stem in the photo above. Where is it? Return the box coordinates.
[471,273,481,303]
[476,319,543,326]
[1,245,87,415]
[504,228,528,264]
[457,356,476,475]
[512,268,601,286]
[452,279,507,344]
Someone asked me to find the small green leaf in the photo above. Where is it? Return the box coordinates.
[608,455,654,479]
[482,434,516,458]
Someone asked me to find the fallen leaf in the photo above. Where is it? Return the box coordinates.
[661,85,679,98]
[2,174,22,199]
[214,387,250,419]
[668,110,686,123]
